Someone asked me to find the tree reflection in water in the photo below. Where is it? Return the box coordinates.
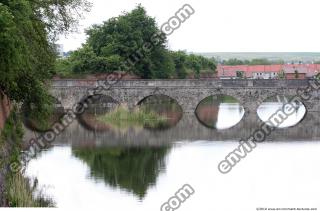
[72,146,170,199]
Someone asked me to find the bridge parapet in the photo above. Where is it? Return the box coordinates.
[51,79,313,88]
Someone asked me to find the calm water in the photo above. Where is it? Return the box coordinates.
[24,96,320,210]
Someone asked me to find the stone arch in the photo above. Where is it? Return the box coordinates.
[135,94,184,128]
[134,92,186,111]
[49,87,88,110]
[195,94,244,109]
[76,94,120,132]
[136,94,181,106]
[194,94,245,129]
[256,93,308,129]
[258,91,308,114]
[259,89,294,103]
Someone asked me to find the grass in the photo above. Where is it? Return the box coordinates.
[97,105,168,129]
[5,174,54,207]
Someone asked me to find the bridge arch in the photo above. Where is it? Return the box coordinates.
[136,94,181,106]
[76,94,120,132]
[256,94,307,128]
[195,94,245,129]
[257,93,309,129]
[132,92,190,113]
[134,94,183,129]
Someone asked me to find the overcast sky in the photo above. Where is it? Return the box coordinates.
[58,0,320,52]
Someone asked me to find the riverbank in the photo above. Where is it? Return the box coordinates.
[0,110,53,207]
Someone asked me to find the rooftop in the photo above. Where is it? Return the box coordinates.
[217,64,320,77]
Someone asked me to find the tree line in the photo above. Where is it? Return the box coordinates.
[221,58,285,66]
[54,6,216,79]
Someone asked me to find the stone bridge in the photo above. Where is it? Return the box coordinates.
[50,79,320,116]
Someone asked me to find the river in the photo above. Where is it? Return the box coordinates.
[23,95,320,210]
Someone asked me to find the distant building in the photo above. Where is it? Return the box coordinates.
[217,65,282,79]
[283,66,307,79]
[55,44,64,57]
[217,64,320,79]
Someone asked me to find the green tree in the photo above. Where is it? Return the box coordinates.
[0,0,90,119]
[171,51,188,79]
[85,5,171,78]
[185,54,202,78]
[249,58,271,65]
[223,58,245,65]
[151,49,175,78]
[223,58,273,66]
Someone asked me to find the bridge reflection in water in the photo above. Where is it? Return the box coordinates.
[24,110,320,148]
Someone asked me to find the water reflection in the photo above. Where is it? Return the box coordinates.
[23,111,65,132]
[25,141,320,210]
[72,146,170,199]
[195,95,245,129]
[22,96,65,132]
[257,102,306,128]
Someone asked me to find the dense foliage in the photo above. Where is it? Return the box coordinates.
[55,6,216,79]
[0,0,90,118]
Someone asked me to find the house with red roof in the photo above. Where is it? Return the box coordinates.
[217,64,320,79]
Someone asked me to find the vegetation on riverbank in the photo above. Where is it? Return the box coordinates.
[0,110,54,207]
[97,105,168,129]
[0,7,92,201]
[5,174,54,207]
[0,0,89,207]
